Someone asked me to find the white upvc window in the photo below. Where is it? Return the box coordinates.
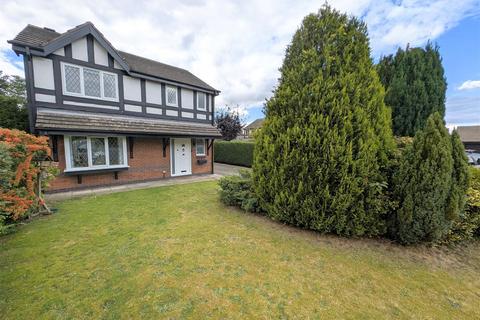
[166,85,178,107]
[64,135,128,172]
[61,62,118,101]
[195,138,206,156]
[197,92,206,110]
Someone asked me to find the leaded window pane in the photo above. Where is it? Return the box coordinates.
[197,92,206,110]
[108,137,124,165]
[65,65,81,94]
[83,69,101,97]
[103,73,117,99]
[91,137,106,166]
[167,87,177,105]
[70,136,88,167]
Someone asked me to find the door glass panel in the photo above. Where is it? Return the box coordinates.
[70,136,88,167]
[91,137,106,166]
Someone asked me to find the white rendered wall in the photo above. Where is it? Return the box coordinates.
[71,37,88,61]
[123,76,141,101]
[145,81,162,105]
[32,57,54,90]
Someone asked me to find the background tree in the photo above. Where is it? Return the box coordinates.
[0,71,28,131]
[391,113,466,244]
[215,106,244,141]
[377,43,447,136]
[253,5,394,237]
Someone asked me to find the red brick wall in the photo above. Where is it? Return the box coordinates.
[191,139,213,175]
[48,136,212,192]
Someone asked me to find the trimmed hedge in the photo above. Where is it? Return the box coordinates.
[214,140,254,167]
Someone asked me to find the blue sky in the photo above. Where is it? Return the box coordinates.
[0,0,478,127]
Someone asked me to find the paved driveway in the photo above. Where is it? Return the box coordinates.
[214,162,250,176]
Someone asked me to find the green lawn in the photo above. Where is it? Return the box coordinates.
[1,181,479,319]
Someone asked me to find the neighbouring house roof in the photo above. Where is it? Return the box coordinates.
[245,118,264,130]
[9,23,218,92]
[35,108,222,138]
[457,125,480,143]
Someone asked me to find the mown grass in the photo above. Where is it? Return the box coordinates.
[1,181,479,319]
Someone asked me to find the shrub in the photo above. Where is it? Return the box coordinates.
[0,129,54,233]
[214,140,254,167]
[391,113,470,244]
[252,6,394,237]
[218,169,261,213]
[443,167,480,243]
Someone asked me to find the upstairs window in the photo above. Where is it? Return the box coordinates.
[166,85,178,107]
[103,74,117,99]
[83,69,101,97]
[64,65,82,94]
[197,92,206,110]
[62,62,118,101]
[65,135,127,171]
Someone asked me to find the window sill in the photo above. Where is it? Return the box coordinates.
[64,166,129,175]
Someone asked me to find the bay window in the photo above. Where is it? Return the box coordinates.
[62,62,118,101]
[64,136,127,171]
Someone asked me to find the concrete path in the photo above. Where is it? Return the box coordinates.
[214,162,250,176]
[45,163,248,202]
[45,174,222,202]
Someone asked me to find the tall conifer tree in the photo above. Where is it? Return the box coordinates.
[377,43,447,136]
[253,6,394,236]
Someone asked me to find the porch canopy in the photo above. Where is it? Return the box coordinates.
[35,108,221,138]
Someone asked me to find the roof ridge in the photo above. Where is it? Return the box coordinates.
[25,24,60,34]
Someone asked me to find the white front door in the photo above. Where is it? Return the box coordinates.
[171,138,192,176]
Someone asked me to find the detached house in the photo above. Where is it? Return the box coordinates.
[9,22,221,192]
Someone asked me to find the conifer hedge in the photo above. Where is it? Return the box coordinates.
[214,140,254,167]
[252,6,394,237]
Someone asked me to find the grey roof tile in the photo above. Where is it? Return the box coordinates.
[118,51,216,91]
[36,108,221,137]
[10,24,60,48]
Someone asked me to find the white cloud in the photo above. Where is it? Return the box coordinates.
[0,52,24,76]
[458,80,480,90]
[0,0,478,110]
